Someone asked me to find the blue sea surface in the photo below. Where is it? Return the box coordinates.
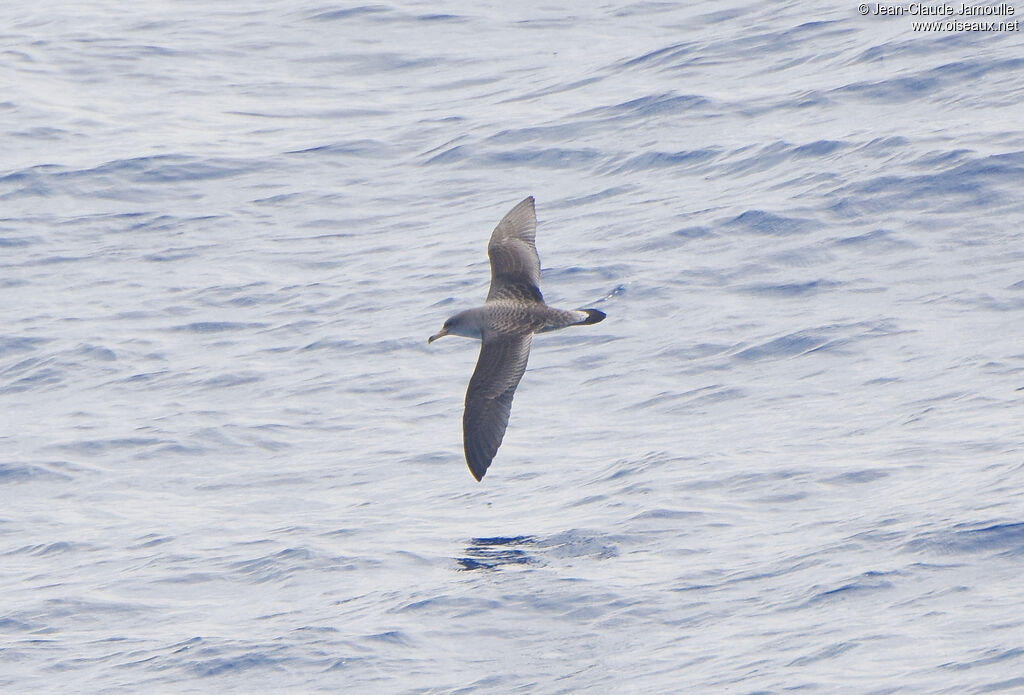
[3,1,1024,692]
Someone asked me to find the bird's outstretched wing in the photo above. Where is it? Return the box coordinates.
[463,333,533,480]
[486,196,543,304]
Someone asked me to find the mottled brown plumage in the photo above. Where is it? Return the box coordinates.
[429,197,606,481]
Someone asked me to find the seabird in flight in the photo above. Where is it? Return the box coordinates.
[429,197,606,481]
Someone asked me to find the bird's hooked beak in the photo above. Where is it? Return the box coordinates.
[428,327,449,344]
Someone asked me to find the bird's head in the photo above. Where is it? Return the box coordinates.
[428,309,483,343]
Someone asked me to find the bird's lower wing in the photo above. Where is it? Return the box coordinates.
[463,334,533,481]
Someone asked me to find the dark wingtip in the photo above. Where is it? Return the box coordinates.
[467,459,487,481]
[579,309,606,325]
[465,444,490,481]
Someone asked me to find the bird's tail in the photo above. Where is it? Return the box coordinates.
[575,308,606,325]
[537,308,607,333]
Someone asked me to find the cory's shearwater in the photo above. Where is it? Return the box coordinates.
[429,196,605,481]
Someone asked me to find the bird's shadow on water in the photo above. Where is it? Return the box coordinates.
[456,535,538,571]
[455,530,619,570]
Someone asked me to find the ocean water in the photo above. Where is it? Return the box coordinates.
[3,1,1024,692]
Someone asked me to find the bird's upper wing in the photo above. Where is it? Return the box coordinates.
[486,196,543,303]
[463,333,533,481]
